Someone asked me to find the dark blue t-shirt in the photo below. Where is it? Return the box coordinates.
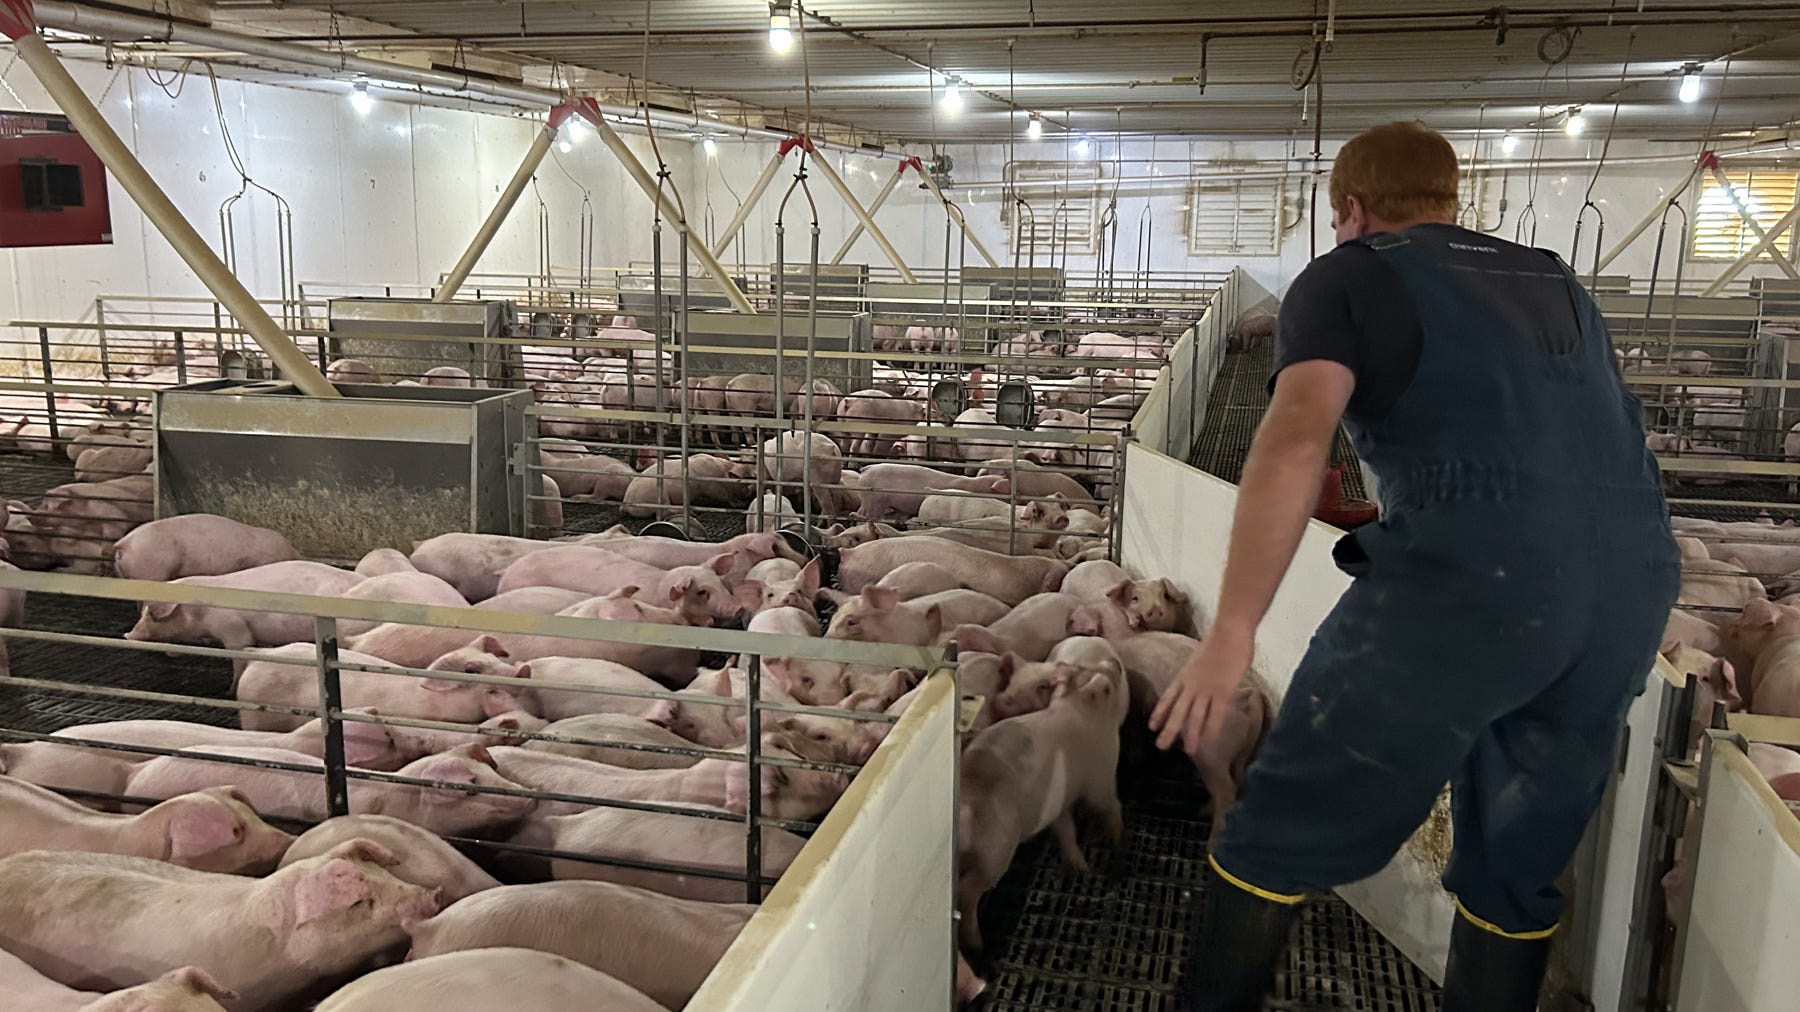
[1273,223,1580,421]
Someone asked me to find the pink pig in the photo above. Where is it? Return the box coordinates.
[111,515,299,583]
[0,778,292,874]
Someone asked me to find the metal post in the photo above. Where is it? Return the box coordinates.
[1,30,336,397]
[830,162,906,265]
[1596,161,1704,273]
[575,102,757,315]
[436,124,557,304]
[94,298,109,380]
[807,147,918,283]
[915,159,1001,268]
[36,327,58,445]
[711,148,788,261]
[173,331,187,385]
[313,617,350,818]
[744,655,764,903]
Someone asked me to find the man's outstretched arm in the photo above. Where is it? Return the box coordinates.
[1151,358,1355,755]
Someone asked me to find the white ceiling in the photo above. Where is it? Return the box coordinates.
[178,2,1800,142]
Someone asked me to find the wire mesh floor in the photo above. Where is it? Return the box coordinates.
[1186,345,1365,497]
[977,747,1441,1012]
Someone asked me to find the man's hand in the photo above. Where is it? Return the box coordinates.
[1150,627,1254,758]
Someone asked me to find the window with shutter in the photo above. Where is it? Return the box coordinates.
[1690,167,1799,261]
[1186,171,1283,255]
[1002,161,1102,256]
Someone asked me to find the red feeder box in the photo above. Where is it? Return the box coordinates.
[1315,465,1379,529]
[0,110,112,248]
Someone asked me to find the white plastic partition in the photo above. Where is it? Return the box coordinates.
[1672,737,1800,1011]
[688,673,958,1011]
[1117,441,1456,979]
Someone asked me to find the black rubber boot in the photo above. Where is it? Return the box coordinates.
[1174,876,1299,1012]
[1440,913,1552,1012]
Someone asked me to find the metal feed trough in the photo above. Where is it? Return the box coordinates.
[153,380,532,561]
[681,309,875,397]
[326,297,522,384]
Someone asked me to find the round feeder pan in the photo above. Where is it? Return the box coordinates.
[1316,499,1379,529]
[640,519,694,541]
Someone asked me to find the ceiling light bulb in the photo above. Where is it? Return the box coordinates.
[566,118,589,144]
[942,79,963,112]
[703,136,718,156]
[1679,69,1702,104]
[350,81,373,116]
[1564,108,1585,136]
[559,139,573,154]
[1501,132,1520,155]
[769,5,794,53]
[1075,136,1093,157]
[1027,114,1042,139]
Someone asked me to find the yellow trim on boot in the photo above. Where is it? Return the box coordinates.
[1208,853,1307,905]
[1453,897,1558,940]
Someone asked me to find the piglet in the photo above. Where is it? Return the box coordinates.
[838,536,1069,606]
[125,561,364,649]
[526,714,704,770]
[494,545,741,626]
[354,548,415,578]
[0,951,236,1012]
[236,641,532,733]
[734,557,824,616]
[491,744,847,821]
[874,561,964,600]
[338,572,469,637]
[125,744,537,836]
[827,587,1010,646]
[0,778,292,874]
[405,881,752,1010]
[526,806,806,902]
[111,515,298,584]
[315,948,664,1012]
[1062,560,1189,632]
[280,814,500,904]
[525,656,670,722]
[409,533,577,602]
[0,840,439,1011]
[49,711,409,769]
[958,670,1127,950]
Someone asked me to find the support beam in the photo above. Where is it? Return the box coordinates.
[804,143,918,283]
[912,159,1001,268]
[1595,160,1704,274]
[1699,154,1800,294]
[0,24,336,396]
[710,147,788,261]
[435,117,558,302]
[1700,200,1800,297]
[831,162,907,265]
[572,100,757,315]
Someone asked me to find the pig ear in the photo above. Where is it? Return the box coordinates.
[734,581,766,612]
[419,675,465,692]
[473,634,509,658]
[725,763,784,810]
[341,722,396,768]
[1704,658,1743,709]
[706,552,735,577]
[864,586,899,612]
[1160,579,1188,603]
[1105,580,1134,606]
[998,654,1020,678]
[511,663,532,681]
[168,966,237,1002]
[610,585,642,600]
[146,600,178,621]
[644,699,678,726]
[450,743,496,767]
[416,759,482,797]
[925,603,944,634]
[1741,599,1780,628]
[166,800,242,862]
[667,575,694,603]
[953,625,1001,656]
[323,837,400,867]
[293,859,378,927]
[799,558,822,596]
[1068,606,1103,638]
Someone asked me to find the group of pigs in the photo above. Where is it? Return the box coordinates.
[0,496,1245,1008]
[0,420,156,578]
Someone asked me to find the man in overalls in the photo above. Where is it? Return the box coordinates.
[1152,122,1679,1011]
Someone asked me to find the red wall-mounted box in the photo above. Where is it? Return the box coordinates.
[0,111,112,248]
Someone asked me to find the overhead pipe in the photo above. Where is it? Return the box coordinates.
[30,1,904,161]
[567,99,757,315]
[435,112,561,302]
[0,5,336,397]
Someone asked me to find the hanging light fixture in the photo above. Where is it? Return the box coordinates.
[1501,132,1520,155]
[566,118,590,145]
[350,80,373,116]
[942,77,964,113]
[769,2,794,54]
[1564,106,1585,136]
[703,136,718,156]
[1679,64,1703,104]
[1075,136,1093,157]
[1026,112,1042,139]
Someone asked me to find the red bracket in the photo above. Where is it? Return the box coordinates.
[0,1,35,43]
[1698,150,1721,172]
[777,135,817,157]
[899,156,925,174]
[549,97,605,131]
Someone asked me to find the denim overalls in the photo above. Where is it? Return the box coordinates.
[1208,227,1681,936]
